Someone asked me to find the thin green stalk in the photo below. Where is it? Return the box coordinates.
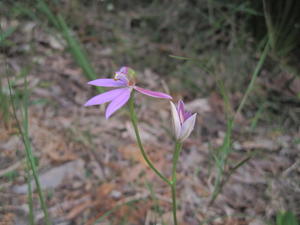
[234,42,270,120]
[171,141,182,225]
[26,158,34,225]
[36,0,60,29]
[0,78,10,124]
[7,76,51,225]
[128,92,171,186]
[171,185,178,225]
[210,118,233,203]
[210,41,270,205]
[23,73,51,225]
[23,76,42,224]
[56,15,98,82]
[36,0,103,92]
[171,141,182,183]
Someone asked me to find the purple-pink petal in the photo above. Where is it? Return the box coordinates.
[84,88,128,106]
[177,100,192,122]
[87,78,127,87]
[134,86,172,99]
[119,66,129,74]
[105,88,131,119]
[184,111,193,120]
[177,100,185,123]
[177,100,185,113]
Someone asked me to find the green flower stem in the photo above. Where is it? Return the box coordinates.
[128,93,171,186]
[172,141,183,183]
[128,92,183,225]
[171,141,182,225]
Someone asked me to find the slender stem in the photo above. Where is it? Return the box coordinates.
[128,92,171,186]
[24,75,35,225]
[171,141,182,225]
[26,158,34,225]
[7,76,51,225]
[23,74,51,225]
[171,185,178,225]
[210,41,270,206]
[172,141,182,182]
[234,42,270,120]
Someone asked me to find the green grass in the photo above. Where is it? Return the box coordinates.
[26,158,34,225]
[0,25,17,125]
[7,73,51,225]
[263,0,300,75]
[35,0,103,92]
[0,26,17,46]
[0,78,11,125]
[209,41,270,204]
[276,211,299,225]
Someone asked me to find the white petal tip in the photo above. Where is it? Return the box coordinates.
[179,113,197,141]
[170,101,182,139]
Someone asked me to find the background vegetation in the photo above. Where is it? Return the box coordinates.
[1,0,299,225]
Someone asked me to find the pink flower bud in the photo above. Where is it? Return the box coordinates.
[170,100,197,142]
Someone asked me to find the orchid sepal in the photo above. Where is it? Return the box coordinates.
[170,100,197,142]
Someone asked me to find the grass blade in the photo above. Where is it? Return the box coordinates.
[235,41,270,118]
[36,0,103,92]
[210,41,270,204]
[56,15,98,82]
[7,74,51,225]
[0,26,17,44]
[26,159,34,225]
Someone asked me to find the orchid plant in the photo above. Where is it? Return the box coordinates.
[85,67,196,225]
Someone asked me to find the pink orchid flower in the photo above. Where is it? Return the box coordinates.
[85,66,172,118]
[170,100,197,142]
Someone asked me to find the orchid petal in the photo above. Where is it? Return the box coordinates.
[105,88,131,119]
[88,79,127,87]
[184,111,193,120]
[84,88,128,106]
[179,113,197,141]
[119,67,129,74]
[178,100,185,112]
[134,86,172,99]
[178,100,186,124]
[170,101,182,139]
